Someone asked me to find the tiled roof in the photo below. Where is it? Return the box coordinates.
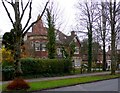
[56,31,78,45]
[26,16,80,46]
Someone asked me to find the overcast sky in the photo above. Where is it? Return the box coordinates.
[0,0,119,36]
[0,0,79,35]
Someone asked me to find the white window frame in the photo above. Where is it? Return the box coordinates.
[35,41,40,51]
[41,43,46,51]
[74,47,79,54]
[57,48,62,55]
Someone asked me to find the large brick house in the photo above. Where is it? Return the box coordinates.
[24,16,82,67]
[56,30,81,67]
[24,17,48,58]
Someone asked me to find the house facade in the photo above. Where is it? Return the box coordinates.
[56,31,81,67]
[25,16,48,58]
[24,16,82,67]
[106,45,120,70]
[80,41,103,64]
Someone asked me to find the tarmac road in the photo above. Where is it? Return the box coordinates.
[45,78,119,91]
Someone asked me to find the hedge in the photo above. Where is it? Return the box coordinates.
[2,58,72,81]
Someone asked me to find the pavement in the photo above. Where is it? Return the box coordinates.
[1,71,118,85]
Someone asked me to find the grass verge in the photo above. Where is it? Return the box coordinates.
[1,74,120,92]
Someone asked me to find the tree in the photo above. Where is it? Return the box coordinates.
[45,1,63,59]
[46,8,56,59]
[102,0,120,74]
[94,0,120,73]
[101,1,107,71]
[109,0,117,74]
[80,39,102,63]
[2,0,49,90]
[61,40,76,59]
[76,1,98,72]
[2,29,16,51]
[95,1,109,71]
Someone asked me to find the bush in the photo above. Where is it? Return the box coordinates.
[2,48,14,62]
[21,58,72,76]
[2,65,15,81]
[2,58,72,80]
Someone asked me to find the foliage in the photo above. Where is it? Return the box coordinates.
[60,41,76,59]
[2,66,15,81]
[2,58,72,80]
[46,8,56,59]
[80,39,102,62]
[69,41,76,58]
[2,61,14,81]
[61,46,69,59]
[2,29,16,51]
[2,47,14,62]
[7,77,30,90]
[20,45,29,58]
[21,58,72,76]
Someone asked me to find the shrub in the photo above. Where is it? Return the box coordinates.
[2,48,14,62]
[2,58,72,80]
[21,58,72,76]
[2,65,15,81]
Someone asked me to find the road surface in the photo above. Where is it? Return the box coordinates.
[45,78,119,91]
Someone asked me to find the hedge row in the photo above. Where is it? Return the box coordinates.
[2,58,72,81]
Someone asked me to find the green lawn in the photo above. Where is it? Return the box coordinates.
[1,74,120,92]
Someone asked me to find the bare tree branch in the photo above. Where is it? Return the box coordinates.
[22,0,49,37]
[2,0,14,27]
[4,0,14,6]
[21,0,24,11]
[22,1,32,33]
[20,0,31,22]
[4,0,11,4]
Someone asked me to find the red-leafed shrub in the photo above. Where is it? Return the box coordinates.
[7,77,30,90]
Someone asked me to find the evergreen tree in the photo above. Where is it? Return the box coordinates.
[46,8,56,59]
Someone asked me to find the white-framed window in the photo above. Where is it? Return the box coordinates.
[41,43,46,51]
[35,41,40,51]
[31,41,34,47]
[57,48,62,55]
[74,37,77,42]
[34,41,47,51]
[56,34,59,41]
[74,47,79,54]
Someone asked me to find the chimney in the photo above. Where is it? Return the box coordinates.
[71,31,76,36]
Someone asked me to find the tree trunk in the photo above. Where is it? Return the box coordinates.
[88,27,92,73]
[102,2,107,71]
[14,37,23,77]
[103,40,106,71]
[110,0,116,75]
[111,29,116,74]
